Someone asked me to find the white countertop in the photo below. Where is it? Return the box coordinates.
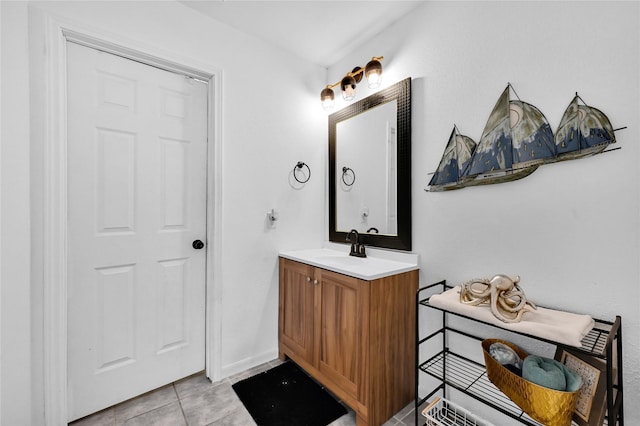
[279,243,419,280]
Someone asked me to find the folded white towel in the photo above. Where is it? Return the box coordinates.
[429,286,595,347]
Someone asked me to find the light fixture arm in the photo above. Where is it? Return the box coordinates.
[324,56,383,90]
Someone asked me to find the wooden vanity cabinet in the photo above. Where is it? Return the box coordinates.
[278,257,418,426]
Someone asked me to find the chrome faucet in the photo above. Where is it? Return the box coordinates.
[346,229,366,258]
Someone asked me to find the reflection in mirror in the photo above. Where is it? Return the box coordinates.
[329,78,411,251]
[336,101,397,234]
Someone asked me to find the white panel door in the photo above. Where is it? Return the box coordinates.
[66,42,208,421]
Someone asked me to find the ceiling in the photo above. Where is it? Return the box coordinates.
[180,1,426,68]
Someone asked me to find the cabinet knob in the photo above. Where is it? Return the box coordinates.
[313,279,319,285]
[306,277,311,282]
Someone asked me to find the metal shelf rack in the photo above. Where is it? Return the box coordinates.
[415,280,623,426]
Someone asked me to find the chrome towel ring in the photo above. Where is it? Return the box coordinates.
[293,161,311,183]
[342,166,355,186]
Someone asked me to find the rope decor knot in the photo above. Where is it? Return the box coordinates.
[459,274,537,323]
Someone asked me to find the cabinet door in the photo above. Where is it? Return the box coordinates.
[317,269,369,401]
[279,259,316,363]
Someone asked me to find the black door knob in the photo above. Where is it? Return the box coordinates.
[192,240,205,250]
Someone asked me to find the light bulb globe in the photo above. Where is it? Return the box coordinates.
[365,59,383,88]
[341,75,357,101]
[320,87,335,110]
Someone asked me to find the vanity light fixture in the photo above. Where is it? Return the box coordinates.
[320,87,335,110]
[364,57,383,88]
[340,70,360,101]
[320,56,383,110]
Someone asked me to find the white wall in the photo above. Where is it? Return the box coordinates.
[1,3,33,425]
[1,1,326,423]
[329,0,640,423]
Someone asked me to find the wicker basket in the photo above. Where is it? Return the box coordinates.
[481,339,580,426]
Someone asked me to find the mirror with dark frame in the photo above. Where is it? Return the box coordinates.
[329,78,411,251]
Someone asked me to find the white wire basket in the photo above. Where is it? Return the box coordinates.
[422,397,494,426]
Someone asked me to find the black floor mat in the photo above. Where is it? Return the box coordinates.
[232,361,348,426]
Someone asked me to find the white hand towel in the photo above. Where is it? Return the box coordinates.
[429,286,595,347]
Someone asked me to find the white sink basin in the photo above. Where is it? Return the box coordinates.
[279,246,418,280]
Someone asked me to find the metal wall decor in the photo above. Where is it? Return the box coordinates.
[426,84,625,192]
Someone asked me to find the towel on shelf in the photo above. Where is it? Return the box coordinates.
[490,342,523,376]
[429,286,595,347]
[522,355,583,392]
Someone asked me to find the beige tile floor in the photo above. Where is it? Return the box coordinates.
[69,359,418,426]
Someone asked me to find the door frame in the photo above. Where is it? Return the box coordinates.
[41,16,224,425]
